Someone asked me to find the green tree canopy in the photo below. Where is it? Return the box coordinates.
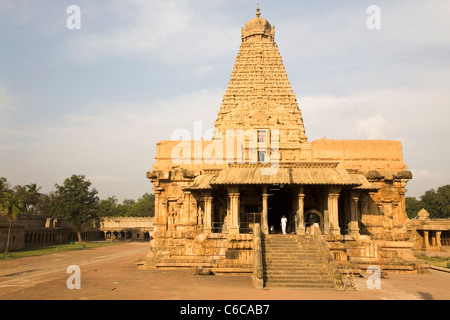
[126,193,155,217]
[406,184,450,219]
[405,197,423,219]
[98,196,122,217]
[421,185,450,219]
[0,178,24,254]
[54,174,100,241]
[1,176,156,221]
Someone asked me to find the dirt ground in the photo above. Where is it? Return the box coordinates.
[0,242,449,302]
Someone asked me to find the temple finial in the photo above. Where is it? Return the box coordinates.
[256,4,261,18]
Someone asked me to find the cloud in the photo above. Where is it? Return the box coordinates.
[301,85,450,142]
[65,0,237,64]
[410,169,449,182]
[1,0,449,203]
[407,168,450,198]
[0,88,18,118]
[0,88,19,140]
[88,175,124,183]
[0,88,222,201]
[299,84,450,198]
[354,115,389,140]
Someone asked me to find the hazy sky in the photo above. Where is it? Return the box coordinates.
[1,0,449,201]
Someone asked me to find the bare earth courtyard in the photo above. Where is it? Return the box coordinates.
[0,242,449,302]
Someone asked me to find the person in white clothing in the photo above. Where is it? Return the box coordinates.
[281,215,288,234]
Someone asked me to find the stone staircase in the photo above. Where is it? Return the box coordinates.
[262,234,336,289]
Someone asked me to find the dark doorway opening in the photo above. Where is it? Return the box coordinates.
[268,185,292,233]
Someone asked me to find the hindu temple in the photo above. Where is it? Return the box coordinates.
[143,8,423,288]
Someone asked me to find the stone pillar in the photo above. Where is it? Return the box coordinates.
[396,180,408,227]
[297,187,305,235]
[190,198,198,227]
[436,231,442,248]
[161,201,168,231]
[154,190,161,224]
[262,186,269,235]
[424,231,429,248]
[177,199,183,225]
[349,191,360,238]
[183,191,191,224]
[228,188,240,234]
[328,187,341,236]
[431,232,437,246]
[204,195,213,233]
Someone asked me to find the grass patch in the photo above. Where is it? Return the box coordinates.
[0,242,117,260]
[416,253,450,269]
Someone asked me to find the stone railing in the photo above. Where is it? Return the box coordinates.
[308,223,343,289]
[252,223,264,289]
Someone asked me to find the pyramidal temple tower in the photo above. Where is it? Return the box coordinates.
[145,8,417,278]
[214,7,308,147]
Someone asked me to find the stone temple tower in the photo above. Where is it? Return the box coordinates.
[214,6,310,164]
[145,7,416,277]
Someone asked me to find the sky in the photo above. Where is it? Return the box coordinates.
[0,0,449,202]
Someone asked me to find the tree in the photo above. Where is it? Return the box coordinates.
[11,183,42,214]
[0,182,23,254]
[13,185,29,214]
[0,177,10,196]
[420,185,450,219]
[25,183,43,214]
[97,196,120,217]
[54,175,100,242]
[405,196,423,219]
[127,193,155,217]
[405,185,450,219]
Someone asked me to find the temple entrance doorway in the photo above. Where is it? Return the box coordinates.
[305,209,324,232]
[268,185,293,233]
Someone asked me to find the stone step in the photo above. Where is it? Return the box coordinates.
[264,276,334,283]
[263,245,314,248]
[264,245,315,248]
[263,252,320,256]
[263,258,324,263]
[265,277,333,282]
[265,264,328,269]
[263,259,323,263]
[264,275,332,281]
[261,234,336,289]
[263,262,327,268]
[263,251,320,256]
[264,242,314,246]
[264,254,319,258]
[264,250,318,254]
[265,270,329,275]
[264,282,335,289]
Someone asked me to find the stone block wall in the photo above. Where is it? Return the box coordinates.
[142,231,254,273]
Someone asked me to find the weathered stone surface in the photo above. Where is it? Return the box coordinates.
[143,7,418,275]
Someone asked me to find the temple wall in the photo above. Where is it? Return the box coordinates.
[310,139,411,240]
[101,217,154,229]
[143,231,254,273]
[152,138,313,172]
[311,139,407,171]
